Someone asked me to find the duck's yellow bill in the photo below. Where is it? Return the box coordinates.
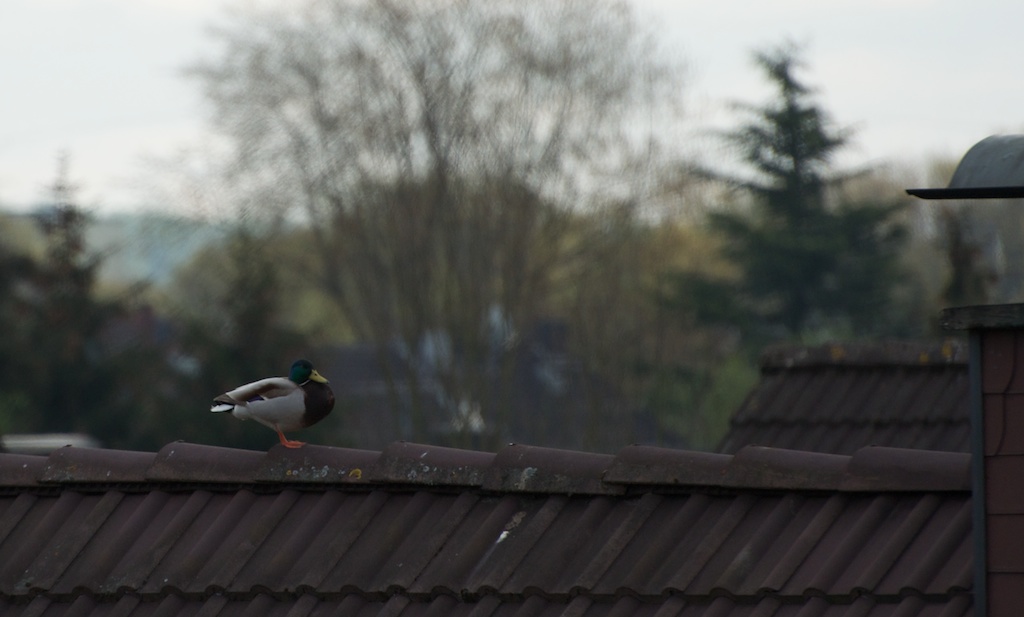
[310,369,329,384]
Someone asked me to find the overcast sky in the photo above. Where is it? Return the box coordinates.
[3,0,1022,213]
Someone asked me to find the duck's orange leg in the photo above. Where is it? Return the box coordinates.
[276,426,306,448]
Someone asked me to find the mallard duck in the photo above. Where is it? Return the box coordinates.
[210,359,335,448]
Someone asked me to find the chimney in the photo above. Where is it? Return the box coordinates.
[916,134,1024,617]
[943,304,1024,617]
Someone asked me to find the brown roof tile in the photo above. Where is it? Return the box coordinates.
[0,593,974,616]
[719,342,970,455]
[485,444,618,494]
[256,442,377,484]
[0,452,46,486]
[146,441,263,482]
[39,446,154,484]
[606,444,969,492]
[0,441,972,616]
[373,441,495,486]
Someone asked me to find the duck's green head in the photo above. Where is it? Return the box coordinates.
[290,359,329,384]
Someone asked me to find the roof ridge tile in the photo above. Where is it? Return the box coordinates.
[844,447,971,492]
[606,445,970,492]
[728,446,849,490]
[147,442,264,483]
[41,447,155,484]
[0,441,972,493]
[372,441,495,487]
[484,444,618,495]
[0,452,48,486]
[604,446,732,485]
[760,341,967,369]
[256,443,377,484]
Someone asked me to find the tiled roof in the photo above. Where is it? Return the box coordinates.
[718,341,971,454]
[0,441,972,616]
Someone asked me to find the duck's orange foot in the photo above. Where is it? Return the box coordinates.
[276,428,306,448]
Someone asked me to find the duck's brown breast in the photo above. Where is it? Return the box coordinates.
[302,381,335,427]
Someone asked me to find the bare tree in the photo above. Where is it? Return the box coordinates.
[190,0,683,448]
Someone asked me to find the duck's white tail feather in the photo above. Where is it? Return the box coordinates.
[211,403,235,413]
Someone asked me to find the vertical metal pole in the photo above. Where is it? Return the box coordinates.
[969,330,987,617]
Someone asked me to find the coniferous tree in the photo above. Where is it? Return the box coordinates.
[6,156,131,439]
[676,44,907,341]
[0,226,40,434]
[0,157,177,448]
[28,161,110,430]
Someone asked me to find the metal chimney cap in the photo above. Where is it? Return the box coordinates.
[907,134,1024,199]
[940,303,1024,331]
